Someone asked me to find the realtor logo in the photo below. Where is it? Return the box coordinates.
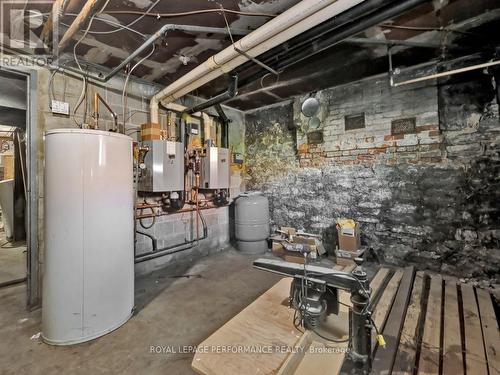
[0,1,54,53]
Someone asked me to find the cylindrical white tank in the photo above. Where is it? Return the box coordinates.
[42,129,134,345]
[235,191,270,254]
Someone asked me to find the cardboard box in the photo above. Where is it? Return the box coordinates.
[336,221,361,252]
[335,248,363,267]
[272,241,309,265]
[141,123,162,141]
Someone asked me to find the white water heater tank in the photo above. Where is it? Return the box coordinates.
[42,129,134,345]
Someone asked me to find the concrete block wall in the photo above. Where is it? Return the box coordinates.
[245,70,500,281]
[35,69,156,275]
[35,69,242,275]
[135,207,229,275]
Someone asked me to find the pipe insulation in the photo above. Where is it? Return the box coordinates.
[150,0,366,122]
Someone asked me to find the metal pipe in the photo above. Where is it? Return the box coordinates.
[392,59,500,86]
[345,37,454,49]
[150,0,367,122]
[135,243,194,263]
[58,24,248,83]
[234,0,428,92]
[234,0,398,77]
[93,92,118,131]
[214,104,230,148]
[136,230,157,252]
[135,209,208,263]
[0,277,27,289]
[185,75,238,114]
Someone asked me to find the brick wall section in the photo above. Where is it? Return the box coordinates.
[295,78,444,167]
[245,71,500,280]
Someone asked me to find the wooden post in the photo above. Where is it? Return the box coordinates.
[58,0,107,52]
[41,0,69,55]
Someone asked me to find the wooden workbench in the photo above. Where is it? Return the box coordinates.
[192,264,500,375]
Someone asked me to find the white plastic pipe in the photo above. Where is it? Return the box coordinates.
[150,0,365,122]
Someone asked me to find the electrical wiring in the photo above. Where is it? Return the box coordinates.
[70,0,111,128]
[61,14,147,37]
[105,7,277,18]
[80,0,161,35]
[121,43,156,133]
[72,73,87,128]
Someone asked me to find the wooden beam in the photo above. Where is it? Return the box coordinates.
[41,0,69,54]
[58,0,107,52]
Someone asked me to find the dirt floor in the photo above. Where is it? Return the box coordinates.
[0,248,281,375]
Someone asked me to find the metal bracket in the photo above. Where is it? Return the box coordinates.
[233,46,280,76]
[220,5,280,78]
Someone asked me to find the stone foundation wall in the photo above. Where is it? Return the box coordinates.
[245,70,500,280]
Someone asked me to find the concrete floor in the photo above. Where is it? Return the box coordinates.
[0,235,26,285]
[0,248,281,375]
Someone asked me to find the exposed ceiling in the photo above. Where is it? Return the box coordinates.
[2,0,500,111]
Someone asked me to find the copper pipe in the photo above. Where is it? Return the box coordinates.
[135,204,217,219]
[93,92,118,130]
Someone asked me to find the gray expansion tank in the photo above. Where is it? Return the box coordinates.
[235,191,270,254]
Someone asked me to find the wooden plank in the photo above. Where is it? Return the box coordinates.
[442,277,464,375]
[293,339,347,375]
[476,288,500,375]
[418,275,442,375]
[192,278,301,375]
[277,332,313,375]
[371,266,415,374]
[370,268,392,300]
[370,267,391,302]
[392,271,426,375]
[342,264,356,273]
[192,267,392,375]
[460,284,491,375]
[371,269,404,350]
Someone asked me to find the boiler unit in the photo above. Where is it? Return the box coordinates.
[138,140,184,192]
[201,145,230,189]
[42,129,134,345]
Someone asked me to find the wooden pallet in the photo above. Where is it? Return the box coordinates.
[192,265,500,375]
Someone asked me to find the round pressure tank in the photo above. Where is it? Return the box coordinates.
[235,191,270,254]
[42,129,134,345]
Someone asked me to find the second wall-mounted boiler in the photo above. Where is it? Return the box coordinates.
[201,145,230,189]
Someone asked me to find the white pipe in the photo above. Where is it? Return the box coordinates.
[150,0,365,122]
[393,60,500,87]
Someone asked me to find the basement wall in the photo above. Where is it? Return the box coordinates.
[245,68,500,280]
[34,69,242,277]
